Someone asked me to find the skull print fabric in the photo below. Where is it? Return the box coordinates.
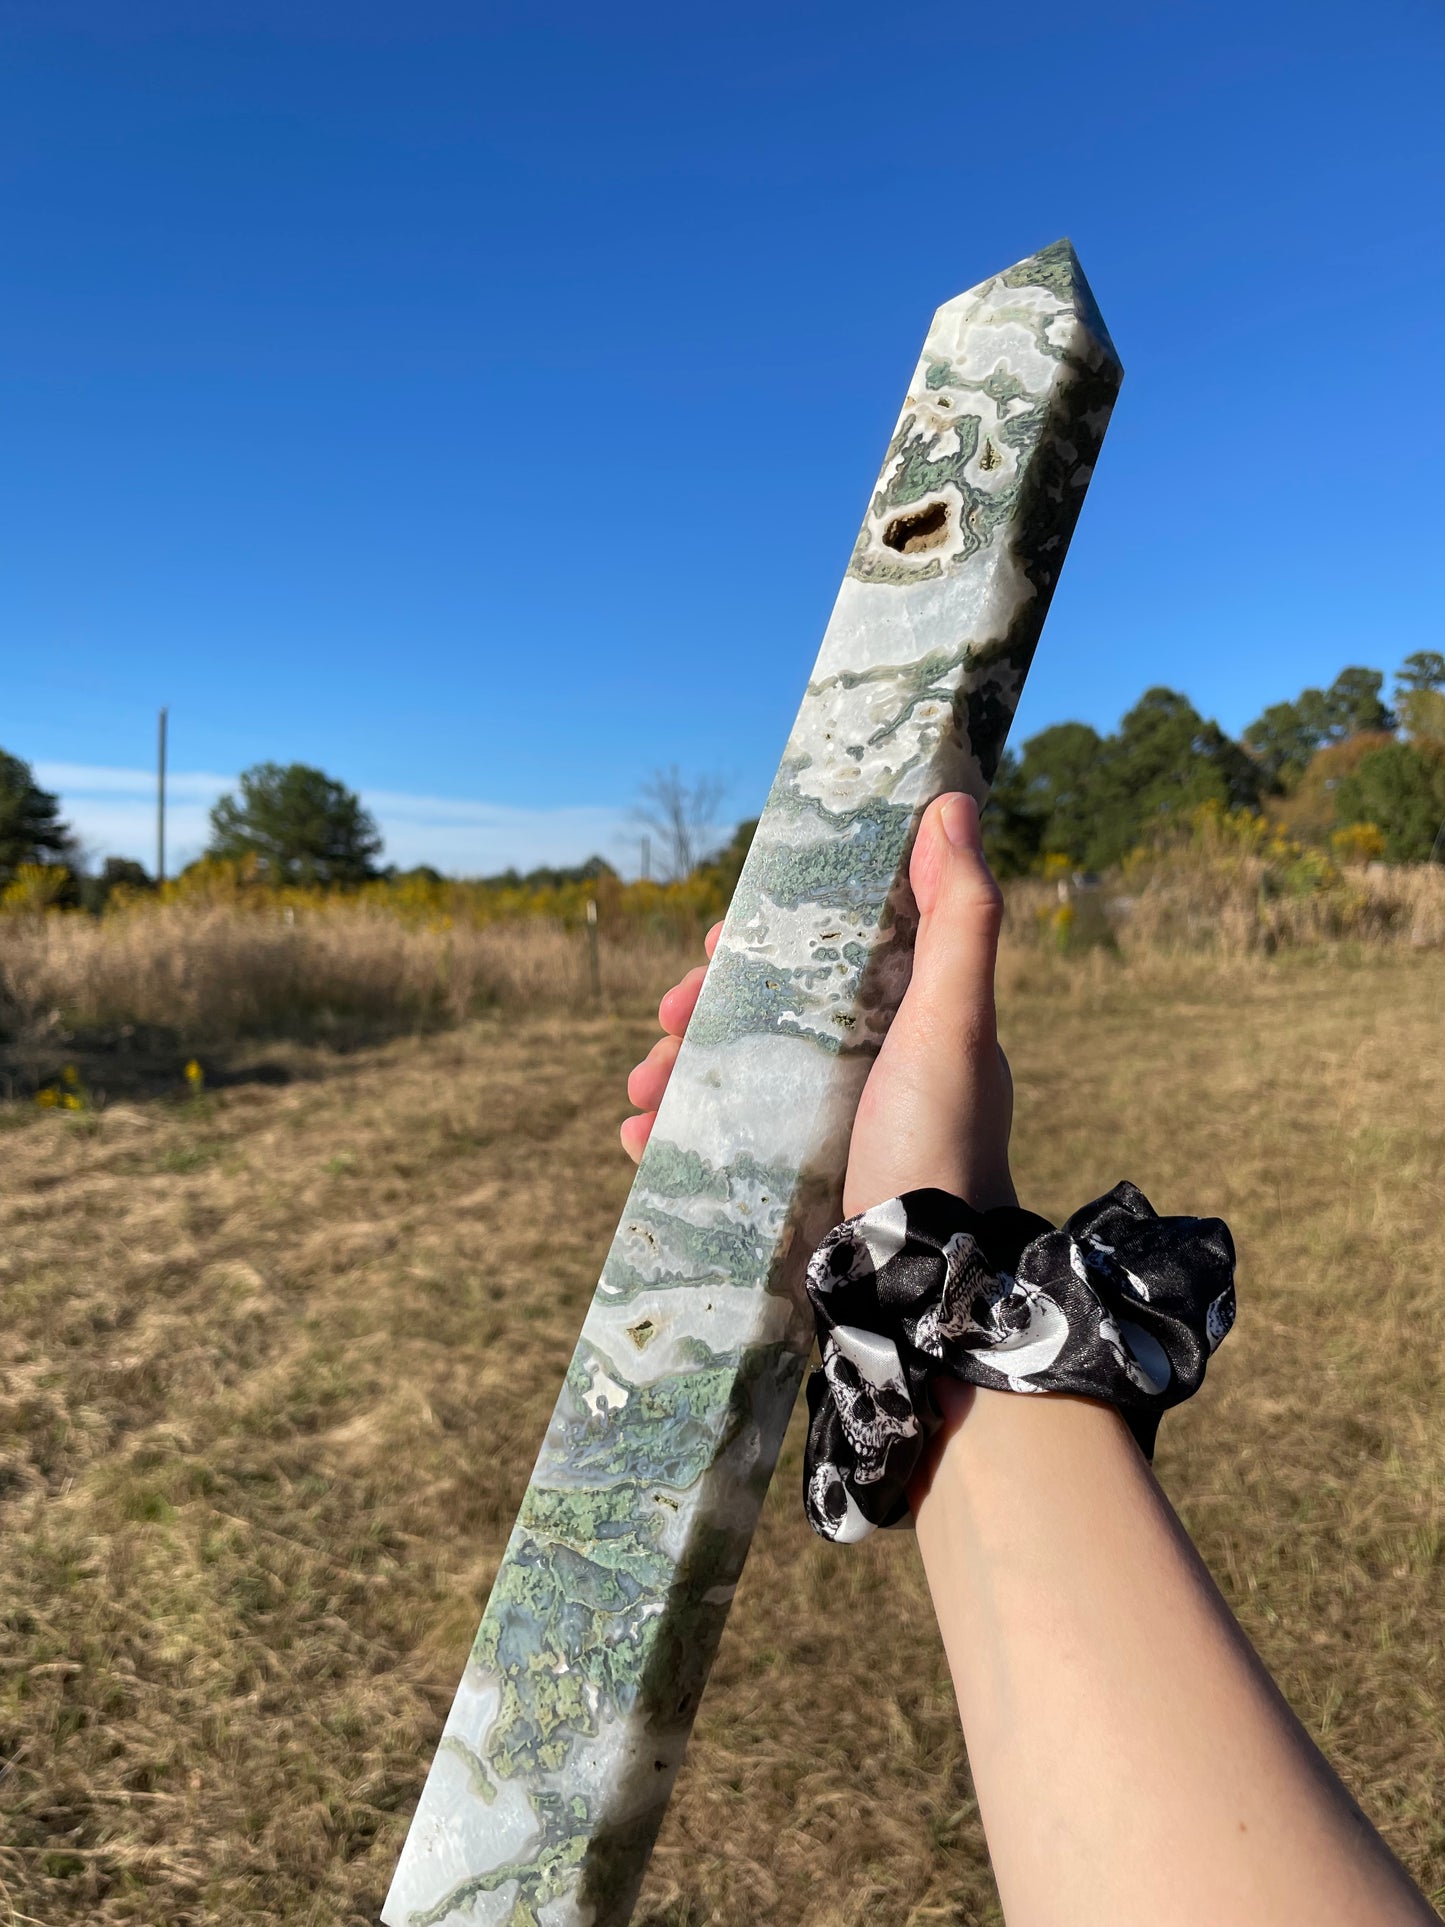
[804,1182,1237,1544]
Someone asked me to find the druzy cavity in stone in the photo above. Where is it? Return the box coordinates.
[384,239,1123,1927]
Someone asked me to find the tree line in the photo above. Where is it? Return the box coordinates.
[3,651,1443,900]
[983,651,1445,874]
[0,758,728,902]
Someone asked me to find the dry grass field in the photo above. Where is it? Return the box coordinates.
[2,940,1443,1925]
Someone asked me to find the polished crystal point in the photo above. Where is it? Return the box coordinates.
[384,239,1123,1927]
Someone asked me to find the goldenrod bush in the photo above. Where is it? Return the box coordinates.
[148,851,730,935]
[1005,803,1445,956]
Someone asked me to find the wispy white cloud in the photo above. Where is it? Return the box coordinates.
[36,763,237,801]
[36,764,636,878]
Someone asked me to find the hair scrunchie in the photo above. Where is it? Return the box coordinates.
[803,1181,1236,1544]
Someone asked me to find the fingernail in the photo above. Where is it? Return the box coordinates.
[939,792,976,849]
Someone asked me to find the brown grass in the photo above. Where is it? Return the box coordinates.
[1007,864,1445,957]
[4,853,1445,1079]
[0,902,703,1045]
[1,945,1442,1925]
[0,909,702,1107]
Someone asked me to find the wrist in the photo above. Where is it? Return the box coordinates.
[844,1159,1017,1220]
[959,1164,1018,1213]
[805,1181,1233,1546]
[909,1382,1137,1517]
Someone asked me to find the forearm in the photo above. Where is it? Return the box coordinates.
[629,818,1434,1923]
[912,1385,1434,1927]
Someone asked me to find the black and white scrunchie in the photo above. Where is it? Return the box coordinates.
[804,1182,1236,1543]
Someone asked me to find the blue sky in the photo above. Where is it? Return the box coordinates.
[5,0,1443,873]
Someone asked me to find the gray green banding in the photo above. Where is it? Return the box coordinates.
[384,240,1122,1927]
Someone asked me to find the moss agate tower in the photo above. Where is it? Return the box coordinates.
[385,239,1123,1927]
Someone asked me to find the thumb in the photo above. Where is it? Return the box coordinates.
[843,791,1013,1216]
[905,790,1005,1051]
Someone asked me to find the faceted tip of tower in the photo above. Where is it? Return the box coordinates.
[1003,237,1122,374]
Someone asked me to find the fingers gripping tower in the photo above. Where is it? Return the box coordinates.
[385,240,1123,1927]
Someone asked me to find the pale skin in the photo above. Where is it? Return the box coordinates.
[624,793,1437,1927]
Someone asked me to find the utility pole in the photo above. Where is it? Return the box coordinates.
[640,834,650,881]
[157,706,168,885]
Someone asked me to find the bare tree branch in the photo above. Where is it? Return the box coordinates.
[632,766,728,881]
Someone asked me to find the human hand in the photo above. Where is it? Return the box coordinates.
[622,791,1015,1219]
[619,919,725,1165]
